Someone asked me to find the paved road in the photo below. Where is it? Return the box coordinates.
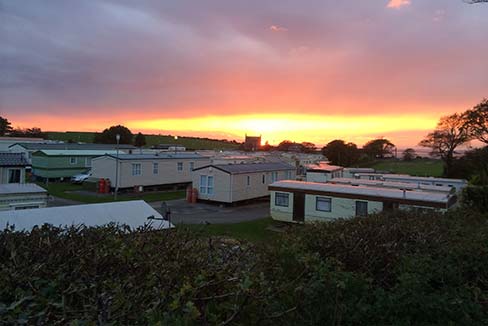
[150,199,270,224]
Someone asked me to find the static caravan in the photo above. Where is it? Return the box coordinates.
[0,152,29,184]
[328,178,454,194]
[31,149,119,180]
[192,162,295,203]
[91,153,210,189]
[269,180,457,223]
[0,183,48,211]
[342,168,375,179]
[9,143,135,164]
[305,163,344,183]
[354,173,467,192]
[0,200,173,231]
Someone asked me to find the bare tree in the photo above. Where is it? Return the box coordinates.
[419,113,471,176]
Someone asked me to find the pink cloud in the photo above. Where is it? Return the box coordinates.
[387,0,411,9]
[269,25,288,32]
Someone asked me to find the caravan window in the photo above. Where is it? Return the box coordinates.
[355,201,368,217]
[316,197,332,212]
[70,157,77,165]
[153,163,159,174]
[132,163,142,176]
[8,169,21,183]
[199,175,214,195]
[189,162,194,171]
[275,192,289,207]
[200,175,207,194]
[177,162,183,171]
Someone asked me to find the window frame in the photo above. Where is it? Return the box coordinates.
[132,163,142,176]
[153,162,159,175]
[316,197,332,212]
[355,201,368,217]
[8,168,21,183]
[177,162,183,172]
[275,192,289,207]
[200,175,207,194]
[69,157,77,165]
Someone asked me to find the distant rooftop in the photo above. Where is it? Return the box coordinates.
[0,152,29,166]
[329,178,453,193]
[105,153,206,160]
[194,162,295,174]
[10,143,136,150]
[306,162,343,172]
[34,150,119,156]
[0,183,47,195]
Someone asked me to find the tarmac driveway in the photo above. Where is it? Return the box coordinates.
[150,199,270,224]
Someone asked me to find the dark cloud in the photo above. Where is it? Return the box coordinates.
[1,0,487,120]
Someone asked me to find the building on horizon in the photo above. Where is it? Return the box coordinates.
[242,135,261,152]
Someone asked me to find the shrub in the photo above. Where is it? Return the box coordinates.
[1,209,487,325]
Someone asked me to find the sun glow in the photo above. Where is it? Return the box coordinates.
[128,114,438,146]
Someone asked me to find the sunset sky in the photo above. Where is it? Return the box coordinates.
[1,0,487,147]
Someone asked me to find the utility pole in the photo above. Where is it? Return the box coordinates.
[114,133,120,200]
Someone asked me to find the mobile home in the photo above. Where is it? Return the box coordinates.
[91,153,210,189]
[0,152,29,184]
[0,183,48,211]
[31,149,119,180]
[269,180,457,223]
[192,162,295,203]
[305,163,344,183]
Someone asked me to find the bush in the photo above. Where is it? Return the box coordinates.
[1,210,487,325]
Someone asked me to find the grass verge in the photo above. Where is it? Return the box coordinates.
[39,182,185,203]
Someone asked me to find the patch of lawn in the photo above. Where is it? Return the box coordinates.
[183,218,278,242]
[47,131,239,150]
[365,159,443,177]
[39,182,185,203]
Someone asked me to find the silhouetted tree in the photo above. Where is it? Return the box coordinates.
[464,99,488,145]
[94,125,133,144]
[363,138,395,159]
[10,127,47,139]
[277,140,294,152]
[450,146,488,185]
[419,113,471,177]
[321,139,360,166]
[0,116,12,136]
[301,142,317,153]
[402,148,416,161]
[134,132,147,147]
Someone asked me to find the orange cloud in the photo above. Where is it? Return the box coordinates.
[387,0,411,9]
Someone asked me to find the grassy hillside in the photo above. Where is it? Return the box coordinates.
[361,158,444,177]
[47,131,240,150]
[1,209,487,324]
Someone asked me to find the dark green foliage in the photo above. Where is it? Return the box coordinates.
[0,116,13,136]
[134,132,146,147]
[94,125,133,144]
[363,138,395,159]
[321,139,360,166]
[450,146,488,184]
[462,186,488,211]
[9,127,47,139]
[1,210,487,325]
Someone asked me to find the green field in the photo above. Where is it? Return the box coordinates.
[183,218,279,242]
[47,131,240,150]
[39,182,185,204]
[362,159,444,177]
